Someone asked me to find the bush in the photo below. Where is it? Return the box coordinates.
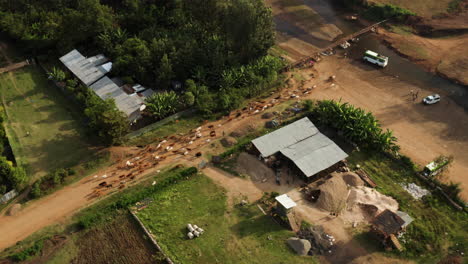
[302,100,314,112]
[30,181,42,198]
[181,91,195,107]
[363,4,416,21]
[145,91,181,119]
[10,240,44,261]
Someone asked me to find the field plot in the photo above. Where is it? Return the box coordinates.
[137,174,313,264]
[69,214,158,264]
[0,67,92,180]
[267,0,344,60]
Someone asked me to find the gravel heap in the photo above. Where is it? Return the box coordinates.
[402,183,430,200]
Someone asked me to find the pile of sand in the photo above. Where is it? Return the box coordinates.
[315,175,349,212]
[235,153,275,181]
[348,186,399,212]
[341,172,364,187]
[343,186,399,223]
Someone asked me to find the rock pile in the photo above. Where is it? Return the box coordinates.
[297,225,335,255]
[287,237,311,256]
[187,223,205,239]
[402,183,430,200]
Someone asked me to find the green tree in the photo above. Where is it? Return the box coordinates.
[156,54,174,89]
[84,96,129,145]
[224,0,275,62]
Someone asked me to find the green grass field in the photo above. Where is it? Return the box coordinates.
[0,67,92,180]
[137,174,315,264]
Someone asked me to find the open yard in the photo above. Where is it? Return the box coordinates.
[136,174,314,264]
[0,67,92,180]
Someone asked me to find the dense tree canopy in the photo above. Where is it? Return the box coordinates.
[1,0,282,116]
[0,0,276,86]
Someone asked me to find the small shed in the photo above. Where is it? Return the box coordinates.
[371,209,412,251]
[371,209,405,237]
[275,194,297,216]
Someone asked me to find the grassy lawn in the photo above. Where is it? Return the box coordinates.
[137,174,315,264]
[0,67,92,180]
[347,150,467,262]
[367,0,453,17]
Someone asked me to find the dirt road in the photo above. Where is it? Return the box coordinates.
[0,90,300,250]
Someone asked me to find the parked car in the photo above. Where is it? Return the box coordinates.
[363,50,388,67]
[132,84,147,93]
[422,94,440,105]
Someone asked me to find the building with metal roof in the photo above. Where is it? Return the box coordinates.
[395,211,413,229]
[59,49,111,86]
[275,194,297,216]
[252,117,348,178]
[89,77,144,121]
[275,194,297,210]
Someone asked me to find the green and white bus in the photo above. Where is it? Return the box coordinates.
[363,50,388,67]
[422,159,449,177]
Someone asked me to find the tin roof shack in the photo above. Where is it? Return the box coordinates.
[252,117,348,180]
[275,194,297,216]
[371,209,413,251]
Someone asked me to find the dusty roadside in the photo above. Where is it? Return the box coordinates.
[379,28,468,86]
[299,56,468,201]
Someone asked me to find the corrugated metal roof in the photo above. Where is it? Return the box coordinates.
[281,134,348,177]
[89,77,144,119]
[396,211,413,228]
[252,117,319,157]
[0,189,17,204]
[275,194,297,209]
[252,117,348,177]
[59,49,108,86]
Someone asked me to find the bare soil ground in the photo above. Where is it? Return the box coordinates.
[300,56,468,200]
[380,28,468,85]
[71,214,159,264]
[267,0,343,60]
